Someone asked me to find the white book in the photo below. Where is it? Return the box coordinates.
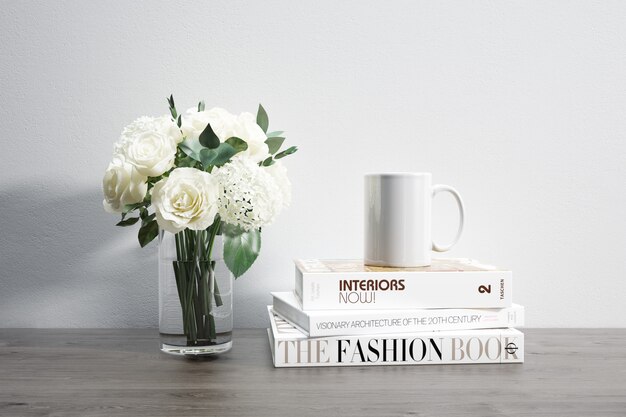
[272,291,524,337]
[295,258,512,310]
[267,307,524,368]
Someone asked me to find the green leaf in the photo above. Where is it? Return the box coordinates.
[198,101,205,112]
[138,219,159,248]
[116,217,139,227]
[256,104,269,133]
[142,213,156,226]
[177,114,182,128]
[199,143,237,169]
[262,157,275,166]
[168,94,177,119]
[265,137,285,154]
[274,145,298,159]
[179,137,204,161]
[177,154,199,168]
[266,131,284,137]
[199,122,220,149]
[199,149,217,169]
[122,201,146,214]
[210,143,238,166]
[223,224,261,278]
[225,137,248,152]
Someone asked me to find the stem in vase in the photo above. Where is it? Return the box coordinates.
[172,216,223,345]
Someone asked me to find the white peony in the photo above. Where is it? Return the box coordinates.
[151,168,220,233]
[102,155,148,213]
[182,107,270,163]
[113,115,182,178]
[118,115,183,147]
[212,157,289,231]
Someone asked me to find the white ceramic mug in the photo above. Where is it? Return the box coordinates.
[364,173,464,267]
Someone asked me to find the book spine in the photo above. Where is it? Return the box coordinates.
[295,265,303,302]
[305,305,524,337]
[297,271,512,310]
[270,329,524,368]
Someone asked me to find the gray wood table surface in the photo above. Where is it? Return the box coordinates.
[0,329,625,417]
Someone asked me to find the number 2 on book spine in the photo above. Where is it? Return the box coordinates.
[478,285,491,294]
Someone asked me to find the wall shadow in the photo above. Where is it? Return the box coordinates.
[0,183,158,327]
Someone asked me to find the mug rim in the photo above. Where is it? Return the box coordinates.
[365,172,432,177]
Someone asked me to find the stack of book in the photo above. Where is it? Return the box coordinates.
[267,258,524,367]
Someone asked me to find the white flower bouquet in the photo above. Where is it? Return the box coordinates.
[103,96,296,348]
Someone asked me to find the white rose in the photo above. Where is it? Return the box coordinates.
[152,168,220,233]
[230,112,270,163]
[265,160,292,208]
[102,155,148,213]
[182,108,270,163]
[181,107,237,142]
[122,131,177,177]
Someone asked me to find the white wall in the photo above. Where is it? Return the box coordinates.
[1,0,625,328]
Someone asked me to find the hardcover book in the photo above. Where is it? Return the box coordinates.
[272,291,524,337]
[295,258,512,310]
[267,307,524,368]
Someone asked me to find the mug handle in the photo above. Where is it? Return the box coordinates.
[431,184,465,252]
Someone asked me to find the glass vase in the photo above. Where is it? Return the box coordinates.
[158,229,233,356]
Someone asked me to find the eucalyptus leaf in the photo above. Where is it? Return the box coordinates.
[199,148,217,169]
[225,137,248,152]
[262,157,275,166]
[223,224,261,278]
[266,131,284,137]
[179,137,204,161]
[199,122,220,149]
[177,155,199,168]
[265,137,285,154]
[116,217,140,227]
[256,104,269,133]
[177,114,182,128]
[274,145,298,159]
[138,219,159,248]
[199,143,237,168]
[210,142,238,166]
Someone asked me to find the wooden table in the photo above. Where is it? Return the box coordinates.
[0,329,624,416]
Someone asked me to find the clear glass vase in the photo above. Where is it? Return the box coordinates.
[158,230,233,356]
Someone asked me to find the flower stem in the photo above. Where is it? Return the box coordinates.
[172,223,223,345]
